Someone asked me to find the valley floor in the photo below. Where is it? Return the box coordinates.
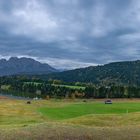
[1,123,140,140]
[0,98,140,140]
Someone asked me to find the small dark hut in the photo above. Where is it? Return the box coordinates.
[27,101,31,104]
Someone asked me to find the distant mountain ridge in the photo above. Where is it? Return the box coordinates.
[0,57,57,76]
[42,60,140,86]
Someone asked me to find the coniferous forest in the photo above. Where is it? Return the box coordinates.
[1,75,140,99]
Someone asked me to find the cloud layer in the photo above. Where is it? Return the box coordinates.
[0,0,140,69]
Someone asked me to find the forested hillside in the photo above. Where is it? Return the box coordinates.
[41,60,140,86]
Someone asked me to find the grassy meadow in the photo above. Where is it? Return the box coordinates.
[24,82,85,90]
[52,84,85,90]
[0,98,140,140]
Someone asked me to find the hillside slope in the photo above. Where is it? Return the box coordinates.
[42,60,140,85]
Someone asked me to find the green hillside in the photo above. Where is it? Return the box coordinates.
[42,60,140,86]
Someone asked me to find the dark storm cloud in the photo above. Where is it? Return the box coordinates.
[0,0,140,69]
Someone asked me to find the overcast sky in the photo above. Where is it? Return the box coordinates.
[0,0,140,69]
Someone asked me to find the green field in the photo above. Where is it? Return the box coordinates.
[24,82,85,89]
[52,84,85,90]
[38,102,140,120]
[1,99,140,140]
[24,82,85,90]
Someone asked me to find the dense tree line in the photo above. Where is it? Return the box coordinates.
[85,86,140,98]
[0,76,140,99]
[0,77,84,99]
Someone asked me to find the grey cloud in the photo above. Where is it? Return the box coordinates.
[0,0,140,69]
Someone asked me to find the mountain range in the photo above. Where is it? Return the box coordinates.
[0,57,57,76]
[1,57,140,86]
